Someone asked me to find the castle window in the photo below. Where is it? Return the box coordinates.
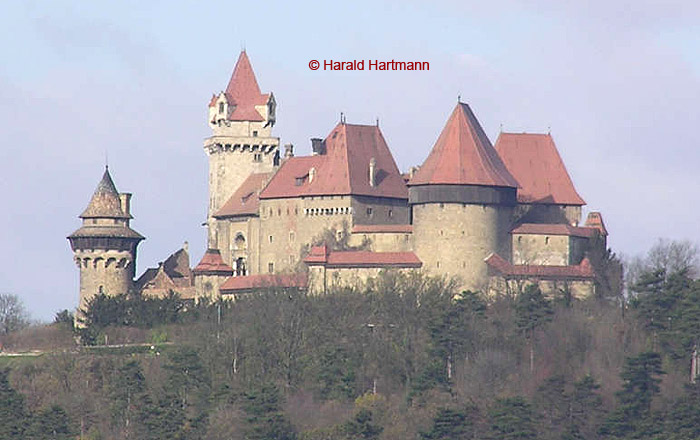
[366,207,373,217]
[545,236,550,245]
[518,236,522,243]
[268,262,274,273]
[219,102,224,114]
[388,209,393,218]
[440,203,445,209]
[289,255,294,264]
[253,130,258,137]
[253,153,262,162]
[289,231,295,242]
[269,235,273,243]
[436,261,440,268]
[278,208,281,216]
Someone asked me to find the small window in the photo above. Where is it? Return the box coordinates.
[253,153,262,162]
[436,261,440,268]
[545,236,550,245]
[289,231,295,242]
[252,130,258,137]
[440,203,445,209]
[366,207,373,217]
[268,262,274,273]
[289,255,294,264]
[218,102,224,114]
[388,209,393,218]
[269,235,273,243]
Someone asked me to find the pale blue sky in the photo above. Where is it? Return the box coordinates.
[1,0,699,320]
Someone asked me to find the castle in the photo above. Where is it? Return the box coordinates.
[69,51,608,311]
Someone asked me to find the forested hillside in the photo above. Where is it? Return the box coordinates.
[1,240,700,439]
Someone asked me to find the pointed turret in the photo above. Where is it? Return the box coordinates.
[68,168,144,317]
[80,167,130,219]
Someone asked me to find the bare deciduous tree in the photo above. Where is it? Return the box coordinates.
[0,293,30,335]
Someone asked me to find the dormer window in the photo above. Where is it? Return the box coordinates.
[218,102,224,114]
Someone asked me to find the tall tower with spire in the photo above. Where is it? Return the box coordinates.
[68,168,144,314]
[205,51,280,248]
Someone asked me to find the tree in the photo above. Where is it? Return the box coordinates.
[242,383,296,440]
[420,406,478,439]
[0,293,30,335]
[514,284,553,373]
[341,408,383,440]
[0,368,29,437]
[110,360,147,437]
[488,397,537,440]
[600,352,665,438]
[25,405,74,440]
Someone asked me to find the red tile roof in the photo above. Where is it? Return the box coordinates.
[494,133,585,205]
[222,51,270,122]
[352,224,413,234]
[304,245,422,268]
[260,123,408,200]
[193,249,234,275]
[485,253,594,279]
[214,172,271,218]
[584,212,608,236]
[511,223,598,238]
[219,273,308,293]
[409,103,518,188]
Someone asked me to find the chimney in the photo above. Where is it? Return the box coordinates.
[369,157,377,187]
[284,143,294,158]
[309,167,316,183]
[311,138,326,155]
[183,241,189,255]
[119,193,132,217]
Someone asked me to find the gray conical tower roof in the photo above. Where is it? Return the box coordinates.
[80,167,131,219]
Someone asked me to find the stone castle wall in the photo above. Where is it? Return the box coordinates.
[74,249,133,312]
[412,203,513,291]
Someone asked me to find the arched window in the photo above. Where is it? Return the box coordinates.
[234,233,246,250]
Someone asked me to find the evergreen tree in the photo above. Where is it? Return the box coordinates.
[488,396,537,440]
[0,368,29,437]
[420,406,478,439]
[600,352,665,438]
[242,383,296,440]
[515,284,553,373]
[25,405,75,440]
[341,408,383,440]
[110,360,147,436]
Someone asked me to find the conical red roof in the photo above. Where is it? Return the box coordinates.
[223,51,269,122]
[409,103,518,188]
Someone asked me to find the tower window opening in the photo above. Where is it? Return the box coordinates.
[253,153,262,162]
[218,102,224,114]
[545,236,550,245]
[253,130,258,137]
[269,235,273,243]
[388,209,393,218]
[366,207,373,217]
[268,262,274,273]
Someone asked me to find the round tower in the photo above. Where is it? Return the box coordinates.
[408,103,518,291]
[67,167,144,314]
